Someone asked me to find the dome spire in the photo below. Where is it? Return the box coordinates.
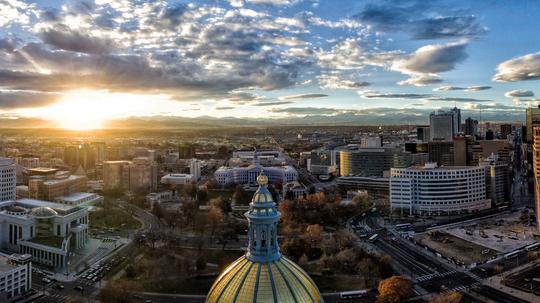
[245,170,281,262]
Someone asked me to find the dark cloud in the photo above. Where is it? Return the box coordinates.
[0,91,61,109]
[360,92,433,99]
[393,41,468,75]
[215,106,235,110]
[505,89,534,98]
[427,97,492,103]
[355,2,486,40]
[280,93,328,100]
[39,28,117,54]
[269,107,341,115]
[434,85,492,92]
[493,52,540,82]
[252,101,295,106]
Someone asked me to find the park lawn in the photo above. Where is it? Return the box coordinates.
[90,207,141,230]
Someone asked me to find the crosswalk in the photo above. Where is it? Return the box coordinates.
[416,270,458,282]
[440,282,481,294]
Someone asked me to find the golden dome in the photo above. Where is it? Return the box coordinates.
[206,255,323,303]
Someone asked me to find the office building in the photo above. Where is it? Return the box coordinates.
[27,172,87,201]
[500,124,512,139]
[430,108,460,141]
[0,158,16,202]
[339,146,411,177]
[103,158,158,192]
[390,163,490,216]
[427,141,454,166]
[360,135,382,148]
[307,150,337,175]
[215,165,297,186]
[161,173,195,186]
[526,106,540,143]
[416,126,430,142]
[189,159,201,181]
[464,117,478,137]
[532,126,540,231]
[485,129,494,140]
[480,154,510,207]
[0,253,32,302]
[18,157,39,169]
[336,176,389,201]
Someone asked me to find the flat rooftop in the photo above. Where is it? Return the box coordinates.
[17,198,78,212]
[56,192,97,202]
[26,167,58,174]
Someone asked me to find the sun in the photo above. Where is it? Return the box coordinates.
[40,92,108,130]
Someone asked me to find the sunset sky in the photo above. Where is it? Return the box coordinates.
[1,0,540,129]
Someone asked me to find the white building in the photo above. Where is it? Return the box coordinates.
[0,253,32,302]
[230,150,286,166]
[161,173,195,186]
[215,165,297,186]
[0,158,16,202]
[390,163,490,216]
[190,159,202,181]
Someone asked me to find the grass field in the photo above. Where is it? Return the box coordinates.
[90,207,142,230]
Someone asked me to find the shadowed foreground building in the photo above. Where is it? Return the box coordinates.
[206,172,323,302]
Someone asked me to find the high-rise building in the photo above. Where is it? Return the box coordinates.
[339,147,412,177]
[464,117,478,137]
[0,253,32,301]
[103,161,131,190]
[427,141,454,166]
[430,111,454,141]
[91,142,106,163]
[526,106,540,143]
[532,126,540,231]
[485,129,494,140]
[0,158,16,202]
[360,135,382,148]
[390,163,490,216]
[416,126,430,142]
[500,124,512,139]
[451,107,461,134]
[103,158,158,192]
[480,154,510,207]
[189,159,201,181]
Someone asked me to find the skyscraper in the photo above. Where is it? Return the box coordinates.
[464,117,478,137]
[500,124,512,139]
[451,107,461,134]
[532,126,540,231]
[429,111,454,141]
[526,106,540,143]
[0,158,16,202]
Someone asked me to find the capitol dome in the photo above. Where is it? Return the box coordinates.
[30,206,58,218]
[206,171,324,303]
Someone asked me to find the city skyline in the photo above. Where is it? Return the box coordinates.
[1,0,540,129]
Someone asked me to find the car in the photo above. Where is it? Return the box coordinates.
[75,285,84,291]
[56,284,65,290]
[41,278,51,283]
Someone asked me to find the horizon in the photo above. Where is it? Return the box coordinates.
[1,0,540,130]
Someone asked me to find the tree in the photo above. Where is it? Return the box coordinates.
[377,276,412,303]
[305,224,323,247]
[151,202,164,219]
[100,280,132,303]
[208,205,225,238]
[429,292,463,303]
[378,255,394,278]
[352,191,371,214]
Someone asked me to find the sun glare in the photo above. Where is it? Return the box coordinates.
[26,90,175,130]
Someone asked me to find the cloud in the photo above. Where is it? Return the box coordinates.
[360,91,433,99]
[355,2,487,40]
[493,52,540,82]
[248,0,297,6]
[269,107,343,115]
[0,90,61,109]
[434,85,491,92]
[505,89,534,98]
[215,106,236,110]
[280,93,328,100]
[318,74,370,89]
[252,101,295,106]
[392,41,468,86]
[427,97,492,103]
[39,28,117,54]
[0,0,35,27]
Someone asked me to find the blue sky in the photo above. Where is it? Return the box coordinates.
[1,0,540,127]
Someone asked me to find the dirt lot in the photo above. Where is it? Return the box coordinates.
[445,211,538,253]
[415,231,498,265]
